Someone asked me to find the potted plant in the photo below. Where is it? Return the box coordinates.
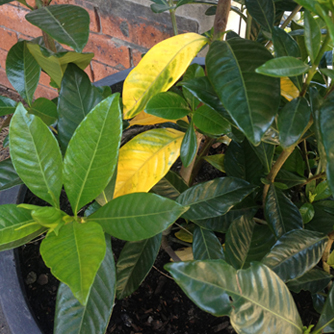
[1,0,334,334]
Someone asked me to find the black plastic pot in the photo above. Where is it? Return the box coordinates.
[0,58,205,334]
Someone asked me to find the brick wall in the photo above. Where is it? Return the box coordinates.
[0,0,199,99]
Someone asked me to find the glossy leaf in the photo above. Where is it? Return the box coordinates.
[192,227,224,260]
[54,237,116,334]
[304,10,321,63]
[275,170,306,189]
[176,177,257,221]
[249,141,275,174]
[26,5,89,52]
[0,96,16,116]
[180,121,197,167]
[40,221,106,305]
[27,43,93,88]
[28,98,57,126]
[123,33,208,119]
[90,192,188,241]
[128,110,184,126]
[58,64,110,152]
[265,185,303,238]
[95,167,118,206]
[9,104,62,206]
[0,158,22,191]
[299,203,315,224]
[278,97,311,148]
[315,284,334,332]
[203,154,225,173]
[256,56,310,77]
[0,204,46,251]
[225,215,275,269]
[272,27,301,59]
[114,128,184,198]
[193,104,231,135]
[151,170,188,200]
[314,181,332,201]
[116,234,162,299]
[307,201,334,234]
[286,268,332,294]
[6,41,40,106]
[144,92,190,120]
[261,229,328,282]
[245,0,274,32]
[165,261,303,333]
[207,39,280,145]
[63,94,122,214]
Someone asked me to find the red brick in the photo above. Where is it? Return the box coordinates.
[91,60,118,82]
[0,26,18,51]
[34,84,58,100]
[39,71,52,87]
[0,48,7,69]
[0,68,14,90]
[100,14,131,43]
[84,63,94,82]
[130,48,144,67]
[0,4,41,38]
[83,33,130,69]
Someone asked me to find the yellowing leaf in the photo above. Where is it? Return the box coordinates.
[122,33,208,119]
[175,229,193,243]
[114,128,184,198]
[129,111,188,127]
[173,247,194,262]
[281,77,300,101]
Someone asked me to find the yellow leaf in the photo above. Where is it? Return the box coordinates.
[123,33,208,119]
[129,111,188,127]
[175,229,193,243]
[173,247,193,262]
[114,128,184,198]
[281,77,300,101]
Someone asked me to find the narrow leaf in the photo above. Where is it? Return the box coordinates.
[180,121,197,167]
[304,10,321,63]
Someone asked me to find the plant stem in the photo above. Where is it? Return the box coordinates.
[168,0,178,35]
[322,231,334,274]
[213,0,231,39]
[302,172,326,186]
[161,235,181,262]
[281,5,302,29]
[303,139,311,176]
[245,11,252,40]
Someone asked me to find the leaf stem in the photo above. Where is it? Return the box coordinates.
[162,235,181,262]
[168,0,178,35]
[245,11,252,40]
[280,5,302,30]
[302,172,326,186]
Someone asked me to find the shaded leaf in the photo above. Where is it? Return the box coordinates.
[315,284,334,332]
[245,0,274,32]
[304,10,321,64]
[314,181,332,202]
[306,200,334,234]
[272,27,300,59]
[275,169,306,188]
[28,98,57,126]
[180,120,197,167]
[0,96,16,116]
[299,203,315,224]
[0,158,22,191]
[203,154,225,173]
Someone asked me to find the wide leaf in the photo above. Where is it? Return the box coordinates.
[264,184,303,238]
[114,128,184,198]
[245,0,274,32]
[40,221,106,305]
[89,192,188,241]
[123,33,208,119]
[0,204,46,251]
[261,229,328,282]
[307,200,334,234]
[6,41,40,106]
[116,233,162,299]
[9,104,62,206]
[26,5,89,52]
[0,96,16,116]
[0,158,22,191]
[54,236,116,334]
[192,227,225,260]
[28,98,57,126]
[58,64,109,152]
[315,284,334,332]
[165,261,303,333]
[275,170,306,189]
[225,215,275,269]
[176,177,257,221]
[206,39,280,145]
[63,94,122,215]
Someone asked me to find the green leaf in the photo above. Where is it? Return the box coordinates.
[6,41,40,106]
[116,234,162,299]
[27,43,93,88]
[151,170,188,200]
[249,141,275,174]
[299,203,315,224]
[278,97,311,148]
[95,167,118,206]
[145,92,190,120]
[89,193,188,241]
[192,227,224,260]
[261,229,328,282]
[203,154,225,173]
[207,39,280,145]
[315,284,334,332]
[176,177,257,221]
[57,64,107,152]
[28,98,57,126]
[286,268,332,294]
[314,180,332,201]
[282,146,305,177]
[245,0,275,32]
[40,221,106,305]
[256,56,310,77]
[0,96,17,116]
[272,27,301,58]
[193,104,231,135]
[63,94,122,214]
[275,170,306,188]
[180,120,197,167]
[0,204,46,251]
[265,185,303,238]
[306,200,334,234]
[304,10,321,64]
[26,5,89,52]
[0,158,22,191]
[54,236,116,334]
[225,215,275,269]
[9,104,62,207]
[165,261,303,333]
